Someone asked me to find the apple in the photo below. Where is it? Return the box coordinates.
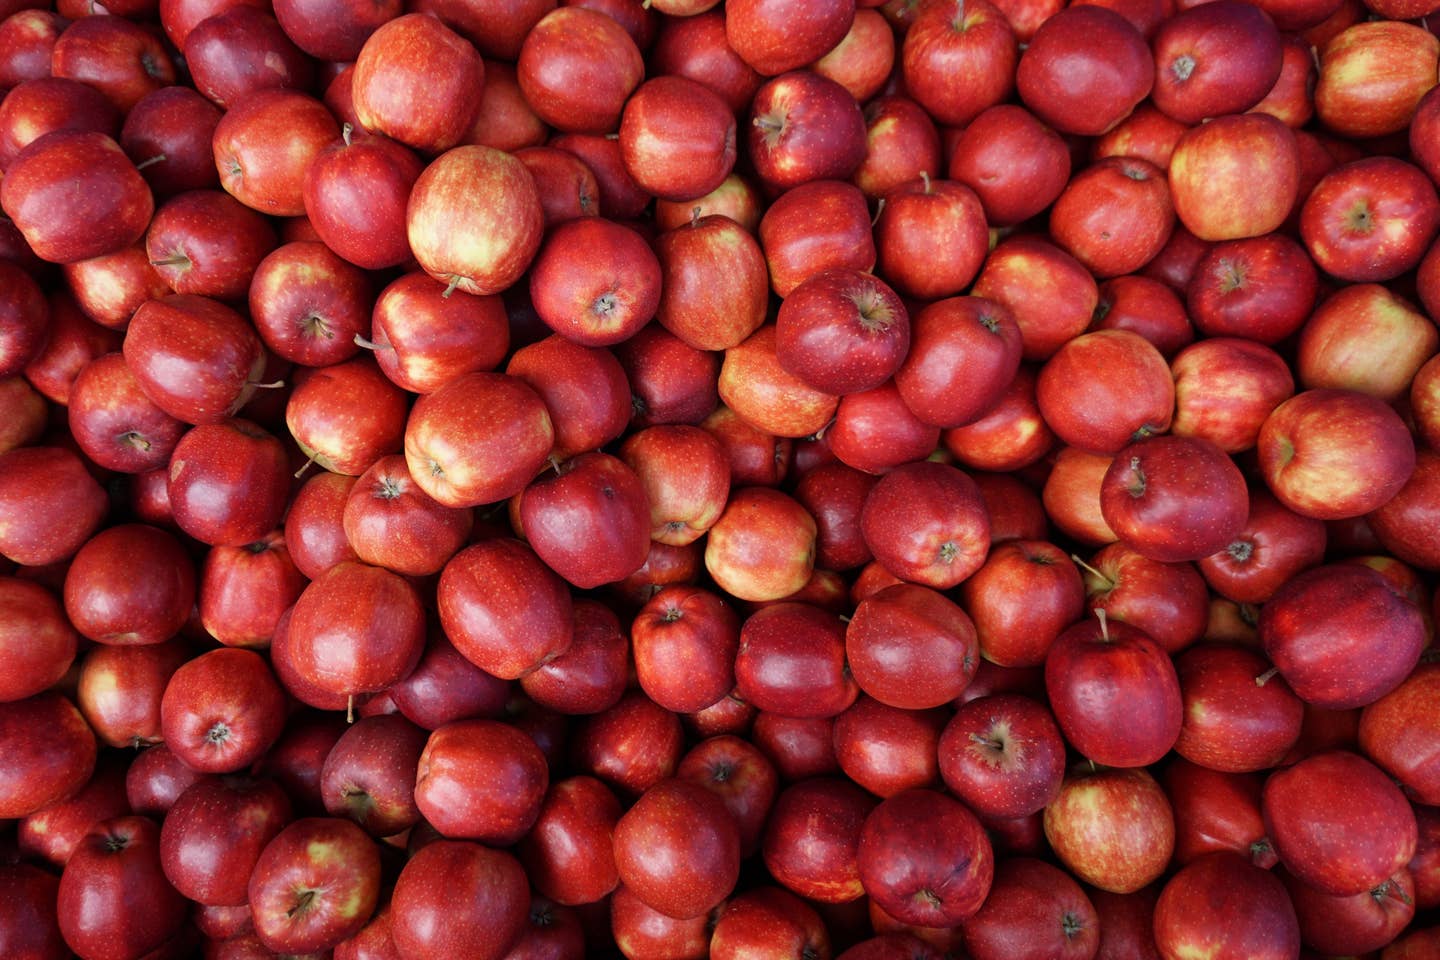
[962,858,1099,960]
[627,586,737,714]
[1099,435,1248,564]
[957,540,1082,667]
[747,71,867,193]
[757,178,875,297]
[833,696,944,798]
[774,269,909,397]
[1163,759,1276,868]
[1,131,153,264]
[124,294,266,425]
[160,776,292,906]
[213,89,338,218]
[827,383,941,475]
[609,883,712,960]
[1174,643,1304,772]
[845,582,978,709]
[0,76,121,175]
[1196,487,1326,606]
[145,189,278,300]
[734,602,856,718]
[249,240,372,369]
[762,777,876,903]
[516,775,621,907]
[856,788,993,927]
[0,9,65,91]
[1153,853,1299,960]
[199,530,306,648]
[618,76,736,203]
[284,471,360,580]
[528,218,661,347]
[515,7,642,136]
[873,176,989,302]
[1282,867,1416,957]
[342,454,471,577]
[860,460,990,589]
[167,419,290,547]
[0,445,109,567]
[973,235,1100,362]
[938,693,1066,820]
[0,576,77,704]
[902,0,1017,130]
[1263,750,1417,896]
[119,85,224,198]
[319,713,428,838]
[248,817,381,954]
[1043,766,1174,894]
[1359,662,1440,805]
[439,540,573,684]
[290,357,410,473]
[718,324,839,440]
[612,777,741,920]
[16,752,129,869]
[726,0,856,76]
[813,8,895,104]
[1300,283,1437,404]
[1170,337,1296,457]
[943,366,1055,473]
[0,862,67,960]
[710,886,830,960]
[949,104,1070,227]
[1256,388,1416,520]
[406,145,544,297]
[1090,274,1193,358]
[0,692,97,820]
[415,717,548,845]
[1301,157,1440,284]
[62,244,170,332]
[1016,6,1153,136]
[704,487,817,603]
[161,648,286,773]
[0,376,46,455]
[49,15,175,112]
[653,213,767,354]
[63,522,195,646]
[351,13,482,154]
[404,371,554,508]
[1167,112,1299,241]
[517,144,600,226]
[57,816,188,960]
[0,260,47,377]
[792,460,875,571]
[1150,0,1283,124]
[1037,329,1173,456]
[302,127,423,271]
[1314,20,1439,139]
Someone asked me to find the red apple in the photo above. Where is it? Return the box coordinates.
[959,540,1083,667]
[774,269,909,397]
[1167,112,1299,241]
[1175,643,1304,772]
[860,460,990,589]
[303,127,422,271]
[516,7,642,135]
[249,240,372,369]
[833,696,944,798]
[758,178,874,297]
[943,366,1055,473]
[528,217,661,347]
[846,582,979,709]
[705,487,817,602]
[618,75,736,203]
[1043,766,1174,894]
[415,717,547,845]
[1314,20,1438,139]
[391,840,528,960]
[1150,0,1283,124]
[352,13,482,153]
[901,0,1016,128]
[0,446,109,567]
[213,89,338,217]
[874,175,990,302]
[735,602,857,718]
[0,576,77,704]
[963,857,1099,960]
[762,777,876,903]
[120,86,224,198]
[857,788,993,927]
[167,419,290,547]
[747,71,867,193]
[1090,274,1193,358]
[161,648,286,773]
[939,693,1066,820]
[248,817,381,954]
[145,189,278,300]
[58,816,188,960]
[123,294,265,426]
[160,776,292,906]
[1100,435,1248,563]
[0,862,67,960]
[63,523,195,647]
[319,713,428,838]
[1153,852,1299,960]
[710,886,830,960]
[949,103,1071,227]
[973,235,1099,362]
[612,777,741,920]
[1016,6,1153,136]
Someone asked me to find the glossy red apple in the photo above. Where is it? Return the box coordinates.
[248,817,381,954]
[857,788,993,927]
[352,13,483,153]
[846,583,979,709]
[963,857,1099,960]
[860,460,990,590]
[160,776,292,906]
[1016,6,1153,136]
[0,446,109,567]
[528,217,661,347]
[1043,767,1174,894]
[1152,852,1299,960]
[57,816,188,960]
[612,778,742,920]
[415,717,548,845]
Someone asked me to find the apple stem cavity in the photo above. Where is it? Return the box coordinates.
[134,154,167,171]
[288,889,316,919]
[1125,456,1146,497]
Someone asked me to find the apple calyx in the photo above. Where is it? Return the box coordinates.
[1061,911,1087,939]
[1170,55,1197,82]
[374,475,404,501]
[103,832,131,853]
[1123,457,1147,497]
[1250,838,1277,869]
[120,430,153,452]
[1344,201,1375,235]
[1217,258,1247,293]
[205,720,232,745]
[342,786,375,823]
[1226,539,1255,563]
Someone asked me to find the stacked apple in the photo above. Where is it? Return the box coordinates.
[5,0,1440,957]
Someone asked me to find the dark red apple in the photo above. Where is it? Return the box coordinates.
[516,775,622,907]
[612,778,742,920]
[160,776,292,906]
[516,7,642,134]
[145,189,278,300]
[0,446,108,567]
[123,294,265,426]
[160,648,286,774]
[57,816,188,960]
[1100,435,1249,563]
[747,70,866,193]
[860,460,990,590]
[857,788,993,927]
[63,523,194,647]
[320,713,427,838]
[901,0,1017,128]
[963,857,1099,960]
[1043,767,1174,894]
[939,693,1066,821]
[303,127,423,271]
[846,582,979,709]
[248,817,381,954]
[167,419,290,547]
[1152,852,1299,960]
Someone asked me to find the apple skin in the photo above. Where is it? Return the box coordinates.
[63,523,195,647]
[1263,749,1418,896]
[1,130,153,264]
[1149,0,1283,124]
[854,95,941,203]
[285,472,360,581]
[938,693,1066,821]
[0,260,47,378]
[1259,563,1425,711]
[17,753,130,868]
[1153,852,1299,960]
[0,862,67,960]
[1298,283,1438,404]
[372,272,510,396]
[775,269,910,397]
[319,713,428,838]
[198,531,305,648]
[404,371,555,509]
[120,86,224,198]
[710,886,830,960]
[609,883,711,960]
[874,175,989,302]
[762,777,877,904]
[793,460,875,571]
[1314,20,1439,139]
[944,366,1055,474]
[0,445,109,567]
[352,13,483,154]
[123,294,265,426]
[1258,388,1416,521]
[1174,644,1304,773]
[0,693,97,820]
[1037,329,1173,456]
[619,425,731,546]
[516,775,622,907]
[528,218,662,348]
[735,602,857,719]
[973,235,1100,363]
[651,10,762,115]
[1163,759,1277,869]
[726,0,854,76]
[145,189,278,301]
[949,104,1070,228]
[705,487,818,603]
[159,776,293,906]
[0,376,46,455]
[389,632,511,731]
[248,817,381,954]
[288,358,409,478]
[167,419,291,548]
[438,539,573,680]
[1044,767,1174,894]
[1300,157,1440,283]
[126,742,211,819]
[517,7,643,134]
[1048,156,1175,280]
[1090,274,1193,359]
[1016,6,1154,136]
[161,648,287,774]
[747,70,867,193]
[856,788,994,927]
[833,696,944,799]
[901,0,1016,128]
[0,10,65,91]
[846,583,978,710]
[414,717,547,845]
[962,857,1099,960]
[612,777,742,920]
[719,324,839,440]
[1167,112,1299,242]
[519,598,628,716]
[57,816,189,960]
[654,213,767,354]
[0,576,77,704]
[1100,435,1248,564]
[957,540,1082,668]
[827,383,941,475]
[213,89,338,218]
[758,178,874,298]
[860,460,991,590]
[0,77,122,180]
[1359,662,1440,805]
[517,144,601,226]
[406,145,544,298]
[1282,866,1415,957]
[1197,488,1327,605]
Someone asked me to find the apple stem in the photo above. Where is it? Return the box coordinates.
[442,275,461,298]
[149,254,190,267]
[690,205,703,228]
[1068,553,1114,590]
[342,122,353,147]
[969,732,1003,751]
[871,197,886,226]
[135,153,167,171]
[1095,607,1110,643]
[247,379,285,390]
[293,453,318,479]
[353,334,385,351]
[1254,667,1279,687]
[920,170,931,194]
[347,695,354,724]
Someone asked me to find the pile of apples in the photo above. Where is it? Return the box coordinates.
[5,0,1440,955]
